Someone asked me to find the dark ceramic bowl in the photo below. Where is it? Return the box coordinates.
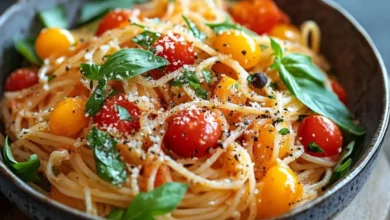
[0,0,388,219]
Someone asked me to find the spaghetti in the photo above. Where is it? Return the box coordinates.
[0,0,362,219]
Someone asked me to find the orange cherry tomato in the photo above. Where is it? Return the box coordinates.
[35,28,75,59]
[93,94,141,135]
[164,108,222,158]
[150,33,195,79]
[269,23,301,42]
[298,115,343,157]
[331,80,348,105]
[231,0,286,35]
[96,9,140,36]
[5,68,39,91]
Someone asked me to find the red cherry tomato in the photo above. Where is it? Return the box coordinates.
[93,94,141,135]
[5,68,39,91]
[164,108,222,158]
[298,115,343,157]
[331,80,348,105]
[230,0,286,35]
[150,33,195,79]
[96,9,139,36]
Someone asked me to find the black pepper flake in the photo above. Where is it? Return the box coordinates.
[65,66,71,71]
[250,72,268,89]
[241,50,247,55]
[234,154,239,162]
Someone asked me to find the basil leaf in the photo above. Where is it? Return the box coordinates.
[107,208,125,220]
[123,182,188,220]
[270,39,365,135]
[189,81,208,99]
[79,0,148,24]
[278,128,290,135]
[202,70,212,84]
[269,82,278,90]
[117,105,133,121]
[80,63,101,80]
[87,127,127,185]
[182,15,205,40]
[307,142,325,153]
[85,80,107,116]
[100,49,169,80]
[38,4,68,28]
[170,70,198,86]
[13,37,42,65]
[206,21,258,36]
[3,137,40,182]
[132,31,161,49]
[338,141,355,163]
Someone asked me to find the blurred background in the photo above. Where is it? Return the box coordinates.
[0,0,389,157]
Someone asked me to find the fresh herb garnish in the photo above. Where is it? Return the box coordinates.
[86,127,127,185]
[270,39,365,135]
[205,21,258,36]
[182,15,205,40]
[79,0,148,24]
[132,31,161,49]
[267,94,276,99]
[13,37,42,65]
[108,89,121,97]
[326,141,355,187]
[39,4,68,28]
[81,49,168,116]
[123,182,188,220]
[171,70,208,99]
[269,82,278,90]
[117,105,133,121]
[106,208,125,220]
[47,75,57,82]
[202,70,213,84]
[278,128,290,135]
[260,44,269,51]
[307,142,325,153]
[2,137,40,182]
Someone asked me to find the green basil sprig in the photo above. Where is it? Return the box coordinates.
[39,4,68,28]
[205,21,258,36]
[80,49,169,116]
[171,70,208,99]
[86,127,127,185]
[106,182,188,220]
[79,0,148,24]
[132,31,161,49]
[2,137,40,182]
[182,15,205,40]
[325,141,355,187]
[13,37,42,65]
[270,39,365,135]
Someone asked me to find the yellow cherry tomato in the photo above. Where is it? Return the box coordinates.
[35,28,75,59]
[256,163,303,218]
[49,97,89,137]
[212,62,237,79]
[244,121,291,178]
[214,75,246,104]
[213,30,261,69]
[269,24,301,42]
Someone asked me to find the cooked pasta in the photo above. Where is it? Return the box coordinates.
[0,0,363,219]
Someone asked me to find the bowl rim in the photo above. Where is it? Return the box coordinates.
[0,0,388,219]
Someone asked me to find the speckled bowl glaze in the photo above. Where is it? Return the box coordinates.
[0,0,388,219]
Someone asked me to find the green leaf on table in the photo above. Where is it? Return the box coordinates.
[38,4,68,28]
[270,39,365,135]
[13,37,42,65]
[182,15,205,40]
[123,182,188,220]
[86,126,127,185]
[3,137,40,182]
[132,31,161,49]
[79,0,149,24]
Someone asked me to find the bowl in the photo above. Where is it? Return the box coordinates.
[0,0,388,219]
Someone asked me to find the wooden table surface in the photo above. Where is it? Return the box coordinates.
[1,150,390,219]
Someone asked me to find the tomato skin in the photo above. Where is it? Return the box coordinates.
[331,80,348,105]
[164,109,222,158]
[231,0,285,35]
[5,68,39,91]
[150,33,195,79]
[269,24,301,42]
[298,115,343,157]
[93,94,141,135]
[96,9,139,36]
